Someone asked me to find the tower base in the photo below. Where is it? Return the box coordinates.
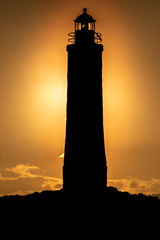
[63,165,107,193]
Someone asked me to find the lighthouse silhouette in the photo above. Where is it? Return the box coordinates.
[63,8,107,193]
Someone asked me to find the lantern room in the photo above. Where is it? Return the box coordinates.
[75,8,96,31]
[68,8,102,45]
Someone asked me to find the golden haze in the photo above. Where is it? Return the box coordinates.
[0,0,160,196]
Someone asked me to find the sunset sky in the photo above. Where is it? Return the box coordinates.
[0,0,160,196]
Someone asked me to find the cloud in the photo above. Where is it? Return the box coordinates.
[42,180,63,190]
[108,177,160,195]
[5,164,39,179]
[0,164,62,196]
[59,153,64,158]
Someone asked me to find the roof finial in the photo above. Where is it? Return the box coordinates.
[83,8,87,14]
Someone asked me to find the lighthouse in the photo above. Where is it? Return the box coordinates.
[63,9,107,192]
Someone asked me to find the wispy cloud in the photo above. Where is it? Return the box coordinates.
[59,153,64,158]
[108,177,160,195]
[42,180,63,190]
[0,164,62,196]
[5,164,39,179]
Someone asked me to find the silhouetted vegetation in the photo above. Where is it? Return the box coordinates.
[1,187,159,238]
[0,187,159,220]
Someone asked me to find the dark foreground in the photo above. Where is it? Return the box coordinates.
[0,187,159,216]
[1,187,159,236]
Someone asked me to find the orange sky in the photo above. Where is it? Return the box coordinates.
[0,0,160,196]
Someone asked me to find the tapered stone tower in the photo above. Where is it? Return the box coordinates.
[63,8,107,192]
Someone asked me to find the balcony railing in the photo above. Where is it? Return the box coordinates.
[68,32,75,44]
[68,32,102,44]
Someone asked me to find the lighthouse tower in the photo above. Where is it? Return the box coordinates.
[63,9,107,192]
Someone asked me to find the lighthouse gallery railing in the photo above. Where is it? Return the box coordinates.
[68,32,102,44]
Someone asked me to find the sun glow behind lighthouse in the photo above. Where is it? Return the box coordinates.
[28,71,67,151]
[1,0,160,196]
[35,74,66,113]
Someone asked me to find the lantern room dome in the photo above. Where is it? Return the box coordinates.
[75,8,96,23]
